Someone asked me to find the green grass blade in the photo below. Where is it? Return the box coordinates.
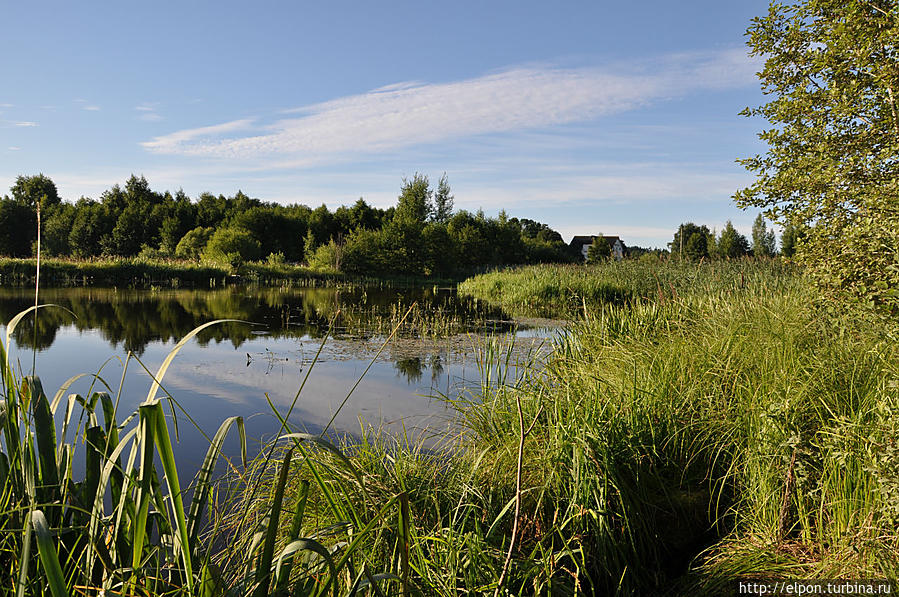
[280,432,366,495]
[5,305,60,357]
[187,415,245,548]
[86,425,139,576]
[274,538,337,591]
[26,377,60,509]
[82,425,104,526]
[132,405,157,580]
[16,510,33,597]
[32,509,70,597]
[146,401,194,593]
[398,491,411,597]
[49,373,90,413]
[276,479,310,593]
[254,447,294,597]
[0,452,8,492]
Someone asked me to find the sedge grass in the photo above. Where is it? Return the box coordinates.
[2,260,896,595]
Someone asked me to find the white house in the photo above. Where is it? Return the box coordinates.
[569,235,626,260]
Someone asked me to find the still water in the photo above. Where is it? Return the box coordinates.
[0,285,557,473]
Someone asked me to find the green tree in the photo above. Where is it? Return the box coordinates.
[68,201,110,258]
[341,227,388,274]
[0,198,35,256]
[105,206,146,256]
[735,0,899,307]
[196,192,228,228]
[717,221,750,258]
[751,214,776,257]
[394,173,432,226]
[422,223,455,276]
[302,229,317,264]
[447,211,489,269]
[175,227,213,261]
[586,236,611,263]
[670,223,711,260]
[685,233,708,261]
[432,173,454,224]
[158,189,198,255]
[307,239,343,272]
[42,203,75,256]
[202,227,261,270]
[11,174,60,209]
[780,221,802,258]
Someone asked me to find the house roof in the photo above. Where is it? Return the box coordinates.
[569,235,623,247]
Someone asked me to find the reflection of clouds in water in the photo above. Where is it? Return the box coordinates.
[156,336,460,437]
[5,289,562,460]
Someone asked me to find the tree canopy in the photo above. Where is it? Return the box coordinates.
[751,214,776,258]
[735,0,899,308]
[717,221,750,259]
[670,223,713,261]
[1,173,575,277]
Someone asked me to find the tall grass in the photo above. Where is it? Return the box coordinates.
[3,260,896,595]
[0,311,418,595]
[0,256,462,290]
[242,262,897,594]
[458,258,798,318]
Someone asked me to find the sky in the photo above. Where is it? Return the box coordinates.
[0,0,774,248]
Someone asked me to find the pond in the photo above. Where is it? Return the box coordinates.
[0,285,560,474]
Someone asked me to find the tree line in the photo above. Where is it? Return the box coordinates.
[0,173,583,276]
[662,215,800,261]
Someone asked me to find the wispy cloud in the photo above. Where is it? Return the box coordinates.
[143,49,758,163]
[7,146,20,151]
[14,121,37,127]
[456,164,751,209]
[142,119,255,152]
[74,99,99,111]
[135,103,163,121]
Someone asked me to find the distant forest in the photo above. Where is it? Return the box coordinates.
[0,173,581,276]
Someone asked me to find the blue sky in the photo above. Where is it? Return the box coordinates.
[0,1,772,248]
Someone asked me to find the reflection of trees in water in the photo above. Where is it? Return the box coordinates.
[393,354,446,384]
[0,286,514,357]
[394,357,423,383]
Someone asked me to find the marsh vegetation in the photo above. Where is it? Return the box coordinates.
[3,260,896,595]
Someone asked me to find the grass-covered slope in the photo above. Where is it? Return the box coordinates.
[458,258,796,318]
[4,261,897,595]
[236,262,897,594]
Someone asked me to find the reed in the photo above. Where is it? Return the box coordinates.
[458,258,799,318]
[3,259,896,595]
[0,256,463,290]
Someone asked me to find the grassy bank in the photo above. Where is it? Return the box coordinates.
[458,258,797,318]
[237,265,896,594]
[3,261,897,595]
[0,256,472,289]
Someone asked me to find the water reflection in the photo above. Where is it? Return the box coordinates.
[0,286,515,354]
[0,286,558,474]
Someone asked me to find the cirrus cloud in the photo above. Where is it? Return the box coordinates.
[142,49,758,164]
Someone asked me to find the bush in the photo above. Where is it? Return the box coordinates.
[175,226,213,261]
[306,239,343,272]
[202,227,261,272]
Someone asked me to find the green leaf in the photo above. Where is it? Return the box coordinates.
[254,447,294,597]
[187,415,245,548]
[32,510,69,597]
[145,401,195,593]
